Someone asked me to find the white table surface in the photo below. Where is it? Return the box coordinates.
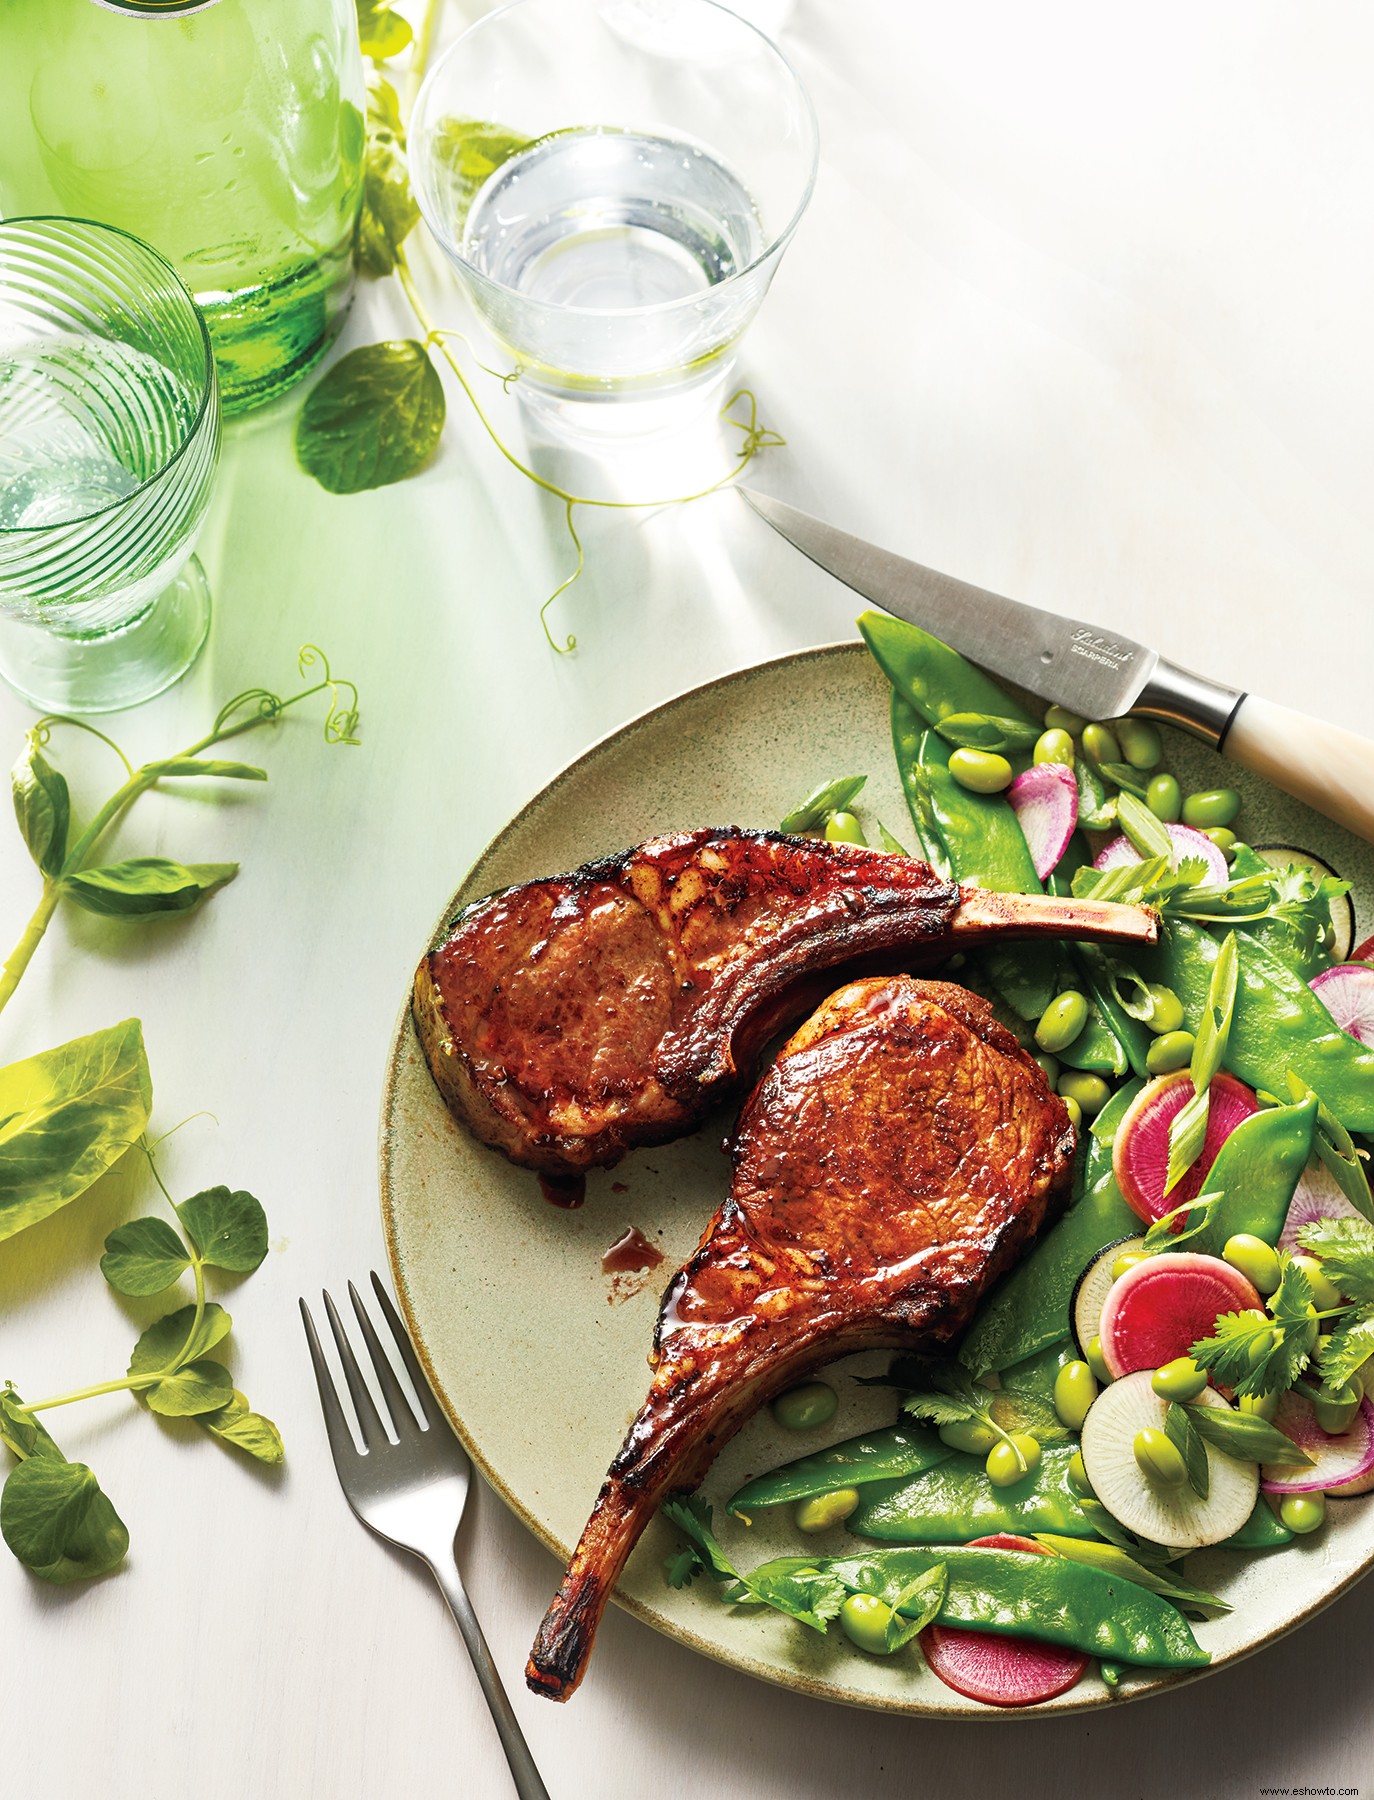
[5,3,1374,1796]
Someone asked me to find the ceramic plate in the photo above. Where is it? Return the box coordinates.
[379,641,1374,1717]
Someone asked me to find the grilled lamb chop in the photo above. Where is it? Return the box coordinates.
[526,973,1075,1700]
[414,828,1154,1176]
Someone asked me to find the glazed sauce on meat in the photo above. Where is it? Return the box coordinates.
[538,1174,586,1209]
[601,1226,664,1274]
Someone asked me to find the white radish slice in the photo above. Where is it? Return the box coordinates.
[1113,1070,1261,1224]
[1309,964,1374,1045]
[1080,1373,1259,1550]
[1006,763,1079,880]
[1093,824,1228,886]
[1261,1393,1374,1496]
[1070,1237,1145,1357]
[1252,844,1354,963]
[1098,1252,1261,1380]
[1279,1157,1368,1253]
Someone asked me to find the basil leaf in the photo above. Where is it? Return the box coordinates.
[430,117,531,231]
[1164,1402,1210,1499]
[129,1301,232,1378]
[62,857,238,918]
[779,775,867,833]
[100,1217,190,1296]
[0,1455,128,1584]
[142,757,267,782]
[199,1391,284,1464]
[1115,792,1173,862]
[0,1018,152,1242]
[144,1358,234,1418]
[934,714,1041,754]
[176,1186,268,1274]
[1187,1406,1314,1466]
[11,739,70,878]
[295,341,445,495]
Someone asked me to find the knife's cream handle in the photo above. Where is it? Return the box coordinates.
[1223,695,1374,845]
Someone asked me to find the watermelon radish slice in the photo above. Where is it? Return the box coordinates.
[1354,933,1374,966]
[1261,1392,1374,1496]
[1279,1157,1368,1253]
[1006,763,1079,880]
[1309,964,1374,1045]
[1098,1252,1261,1380]
[1093,824,1228,886]
[1070,1236,1146,1357]
[1080,1373,1259,1549]
[918,1536,1088,1707]
[1113,1071,1261,1224]
[1252,844,1354,963]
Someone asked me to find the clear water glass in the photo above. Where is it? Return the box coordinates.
[409,0,818,438]
[0,217,220,714]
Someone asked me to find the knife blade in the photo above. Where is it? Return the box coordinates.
[739,485,1374,845]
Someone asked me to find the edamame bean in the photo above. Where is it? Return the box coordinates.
[938,1417,998,1455]
[986,1434,1042,1487]
[1036,990,1089,1053]
[1245,1327,1278,1370]
[1033,1052,1061,1087]
[771,1381,839,1432]
[1034,728,1077,767]
[824,810,867,846]
[794,1487,861,1532]
[840,1592,899,1654]
[1053,1360,1098,1430]
[1146,773,1182,823]
[1081,722,1122,767]
[1111,1250,1147,1281]
[1203,827,1237,856]
[1146,1030,1195,1075]
[1061,1095,1083,1130]
[1278,1493,1326,1535]
[949,748,1014,794]
[1144,983,1185,1036]
[1133,1428,1187,1486]
[1152,1357,1208,1402]
[1239,1391,1278,1421]
[1068,1451,1093,1494]
[1292,1254,1344,1313]
[1181,788,1241,831]
[1085,1335,1112,1384]
[1045,705,1085,735]
[1058,1070,1111,1119]
[1223,1233,1282,1297]
[1115,718,1163,771]
[1313,1379,1362,1436]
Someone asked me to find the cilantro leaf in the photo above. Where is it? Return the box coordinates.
[664,1545,703,1589]
[1321,1316,1374,1392]
[1296,1217,1374,1307]
[660,1496,845,1632]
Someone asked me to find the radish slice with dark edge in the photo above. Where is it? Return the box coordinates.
[1309,964,1374,1045]
[1252,844,1354,963]
[1113,1070,1261,1224]
[1098,1251,1261,1380]
[1279,1158,1368,1253]
[1261,1392,1374,1496]
[1080,1373,1258,1549]
[1070,1236,1146,1356]
[919,1535,1089,1707]
[1354,933,1374,966]
[1006,763,1079,880]
[1093,823,1228,886]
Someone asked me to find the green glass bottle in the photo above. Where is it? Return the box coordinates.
[0,0,366,414]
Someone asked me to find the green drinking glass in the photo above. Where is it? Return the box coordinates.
[0,216,220,713]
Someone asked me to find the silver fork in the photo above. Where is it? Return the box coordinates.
[301,1273,551,1800]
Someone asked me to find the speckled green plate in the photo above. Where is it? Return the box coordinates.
[379,641,1374,1717]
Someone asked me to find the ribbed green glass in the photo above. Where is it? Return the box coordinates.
[0,216,219,711]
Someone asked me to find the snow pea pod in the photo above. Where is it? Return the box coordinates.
[850,1446,1097,1543]
[1141,924,1374,1133]
[822,1544,1209,1668]
[860,611,1041,738]
[1189,1096,1317,1255]
[1219,1497,1294,1551]
[959,1170,1138,1375]
[726,1424,951,1516]
[1085,1077,1145,1190]
[1074,944,1154,1080]
[890,692,952,874]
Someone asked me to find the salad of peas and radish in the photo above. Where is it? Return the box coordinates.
[662,611,1374,1709]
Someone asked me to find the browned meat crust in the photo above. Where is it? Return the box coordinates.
[414,828,1154,1176]
[525,974,1075,1699]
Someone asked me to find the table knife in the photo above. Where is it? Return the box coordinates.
[740,487,1374,846]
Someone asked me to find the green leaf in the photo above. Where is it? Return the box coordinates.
[145,1358,234,1418]
[1164,1402,1210,1499]
[883,1563,948,1648]
[1031,1536,1230,1610]
[1115,791,1173,862]
[176,1186,268,1274]
[100,1216,190,1295]
[0,1390,62,1463]
[933,714,1041,754]
[0,1018,152,1241]
[295,341,445,495]
[661,1496,845,1632]
[11,738,70,878]
[1,1455,128,1583]
[357,1,412,59]
[431,117,531,230]
[1296,1216,1374,1306]
[779,775,867,833]
[876,820,910,856]
[1321,1315,1374,1391]
[199,1390,284,1463]
[62,857,238,918]
[900,1391,980,1428]
[356,79,420,276]
[129,1301,232,1378]
[143,757,268,782]
[664,1544,703,1588]
[1186,1405,1314,1467]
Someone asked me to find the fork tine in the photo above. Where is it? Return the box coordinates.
[347,1280,422,1437]
[299,1297,360,1469]
[321,1287,390,1451]
[370,1270,445,1429]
